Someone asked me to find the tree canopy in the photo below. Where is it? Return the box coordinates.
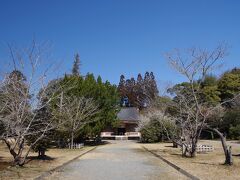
[117,72,159,109]
[218,67,240,103]
[45,73,120,143]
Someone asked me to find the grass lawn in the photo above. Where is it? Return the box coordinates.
[143,140,240,180]
[0,141,95,180]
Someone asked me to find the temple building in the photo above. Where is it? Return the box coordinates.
[101,107,141,140]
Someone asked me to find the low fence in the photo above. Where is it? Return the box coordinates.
[68,143,84,149]
[184,144,214,153]
[196,145,214,153]
[125,132,141,137]
[101,132,141,138]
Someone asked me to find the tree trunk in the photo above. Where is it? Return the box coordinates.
[211,128,233,165]
[13,155,21,166]
[172,141,178,148]
[190,138,197,157]
[18,146,32,166]
[190,147,197,157]
[171,138,181,148]
[3,139,17,158]
[71,131,74,149]
[38,148,46,158]
[225,146,233,165]
[182,143,188,157]
[3,138,28,166]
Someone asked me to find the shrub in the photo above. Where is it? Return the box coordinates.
[229,125,240,140]
[140,119,162,143]
[139,111,178,143]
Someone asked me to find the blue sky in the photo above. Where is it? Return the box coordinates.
[0,0,240,90]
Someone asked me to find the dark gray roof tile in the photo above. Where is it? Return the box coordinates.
[117,107,140,121]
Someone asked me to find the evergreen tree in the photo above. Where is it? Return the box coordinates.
[125,78,135,106]
[200,75,221,105]
[47,73,120,143]
[118,75,126,97]
[137,73,143,82]
[117,72,159,109]
[118,75,128,106]
[72,53,81,76]
[143,71,151,106]
[136,73,144,107]
[149,72,159,99]
[218,67,240,102]
[27,106,53,157]
[142,71,158,107]
[144,72,151,83]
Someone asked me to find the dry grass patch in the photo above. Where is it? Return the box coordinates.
[143,140,240,180]
[0,142,95,180]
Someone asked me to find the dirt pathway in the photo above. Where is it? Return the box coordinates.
[47,141,187,180]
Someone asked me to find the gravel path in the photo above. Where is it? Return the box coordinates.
[48,141,187,180]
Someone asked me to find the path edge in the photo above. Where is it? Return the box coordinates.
[142,146,200,180]
[34,146,97,180]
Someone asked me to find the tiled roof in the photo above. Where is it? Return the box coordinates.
[117,107,140,121]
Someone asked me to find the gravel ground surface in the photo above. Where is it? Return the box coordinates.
[47,141,187,180]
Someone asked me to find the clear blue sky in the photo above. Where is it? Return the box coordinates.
[0,0,240,90]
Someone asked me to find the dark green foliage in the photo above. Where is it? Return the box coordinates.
[167,82,197,120]
[118,75,126,98]
[229,125,240,140]
[218,67,240,102]
[79,75,119,137]
[168,77,221,107]
[168,82,195,101]
[221,108,240,139]
[31,137,52,157]
[27,105,53,157]
[0,121,4,137]
[167,68,240,140]
[48,73,120,142]
[149,72,159,99]
[211,67,240,139]
[140,119,162,143]
[200,75,221,105]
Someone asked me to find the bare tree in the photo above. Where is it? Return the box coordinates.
[165,43,230,159]
[0,41,61,166]
[56,95,100,149]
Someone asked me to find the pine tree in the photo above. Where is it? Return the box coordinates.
[72,53,81,76]
[117,72,159,109]
[144,72,151,82]
[137,73,143,82]
[136,73,144,107]
[149,72,159,99]
[118,75,126,97]
[118,75,125,88]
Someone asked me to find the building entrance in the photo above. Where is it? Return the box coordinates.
[117,128,126,135]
